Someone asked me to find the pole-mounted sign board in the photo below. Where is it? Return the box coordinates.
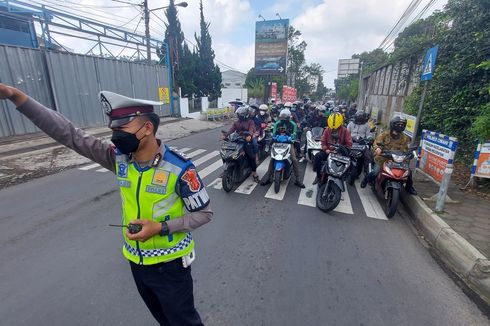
[255,19,289,75]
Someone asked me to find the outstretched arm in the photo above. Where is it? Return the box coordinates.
[0,84,116,172]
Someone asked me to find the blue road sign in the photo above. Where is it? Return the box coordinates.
[421,46,439,81]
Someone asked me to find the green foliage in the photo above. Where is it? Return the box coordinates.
[353,49,389,75]
[335,75,359,103]
[194,0,221,100]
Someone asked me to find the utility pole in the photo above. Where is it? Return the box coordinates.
[143,0,151,63]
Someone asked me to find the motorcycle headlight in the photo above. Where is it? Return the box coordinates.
[392,154,405,163]
[402,170,410,178]
[328,159,344,177]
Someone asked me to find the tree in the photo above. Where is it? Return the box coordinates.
[352,49,389,75]
[194,0,221,100]
[160,0,185,94]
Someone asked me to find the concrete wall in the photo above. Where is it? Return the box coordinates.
[219,88,248,108]
[359,56,422,126]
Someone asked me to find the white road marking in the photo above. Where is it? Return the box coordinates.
[96,168,109,173]
[194,151,219,167]
[207,177,223,190]
[79,163,100,171]
[186,149,206,158]
[297,164,317,207]
[265,174,291,201]
[198,159,223,179]
[334,182,353,214]
[235,157,271,195]
[355,180,388,220]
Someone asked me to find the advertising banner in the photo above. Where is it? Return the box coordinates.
[282,85,297,102]
[255,19,289,75]
[418,130,458,183]
[472,142,490,179]
[270,82,277,100]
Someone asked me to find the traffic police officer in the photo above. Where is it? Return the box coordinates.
[0,84,212,326]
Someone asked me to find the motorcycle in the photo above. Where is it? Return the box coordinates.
[270,134,293,193]
[305,127,324,162]
[370,144,417,218]
[220,131,252,192]
[257,122,272,159]
[316,144,351,213]
[347,137,372,185]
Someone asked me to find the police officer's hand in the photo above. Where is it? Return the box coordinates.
[0,83,28,107]
[126,219,162,242]
[375,148,382,156]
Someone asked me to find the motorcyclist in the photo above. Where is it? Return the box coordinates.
[360,116,417,195]
[313,111,353,185]
[285,101,303,157]
[303,105,328,156]
[260,109,305,188]
[223,106,260,182]
[347,110,373,173]
[347,103,358,120]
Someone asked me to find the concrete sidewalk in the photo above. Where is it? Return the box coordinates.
[401,172,490,305]
[0,118,225,189]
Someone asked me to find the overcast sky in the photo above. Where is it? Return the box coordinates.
[32,0,448,88]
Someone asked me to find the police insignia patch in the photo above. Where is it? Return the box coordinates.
[182,168,201,192]
[118,163,128,178]
[152,169,169,187]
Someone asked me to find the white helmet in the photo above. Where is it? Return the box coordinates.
[284,101,293,108]
[279,109,291,120]
[259,104,268,111]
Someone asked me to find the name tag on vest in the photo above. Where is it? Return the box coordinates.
[146,185,167,194]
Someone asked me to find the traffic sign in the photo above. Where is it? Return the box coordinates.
[421,46,439,81]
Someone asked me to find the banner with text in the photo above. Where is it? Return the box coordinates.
[418,130,458,183]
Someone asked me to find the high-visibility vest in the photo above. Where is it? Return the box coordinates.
[115,146,195,265]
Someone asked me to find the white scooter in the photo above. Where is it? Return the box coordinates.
[270,135,293,194]
[305,127,324,162]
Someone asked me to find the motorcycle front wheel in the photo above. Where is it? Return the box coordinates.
[317,182,341,212]
[222,167,235,192]
[385,187,400,218]
[274,170,282,194]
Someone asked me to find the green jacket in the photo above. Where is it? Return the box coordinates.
[272,120,297,140]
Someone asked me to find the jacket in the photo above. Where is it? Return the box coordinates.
[321,126,353,151]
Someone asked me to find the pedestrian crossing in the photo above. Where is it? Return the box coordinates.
[77,146,389,220]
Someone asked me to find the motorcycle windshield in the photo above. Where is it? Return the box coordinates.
[311,127,324,140]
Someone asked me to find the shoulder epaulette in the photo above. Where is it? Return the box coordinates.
[167,147,190,162]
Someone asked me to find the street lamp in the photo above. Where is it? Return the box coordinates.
[276,13,282,20]
[258,14,266,21]
[150,2,188,12]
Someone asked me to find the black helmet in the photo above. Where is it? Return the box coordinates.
[390,115,407,133]
[236,106,249,121]
[354,111,368,124]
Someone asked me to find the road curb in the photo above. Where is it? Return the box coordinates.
[400,191,490,305]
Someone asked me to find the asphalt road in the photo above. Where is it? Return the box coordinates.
[0,127,488,326]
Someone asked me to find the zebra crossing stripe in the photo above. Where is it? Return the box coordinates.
[265,176,291,201]
[194,151,219,167]
[235,157,271,195]
[334,182,353,214]
[79,163,100,171]
[207,178,223,190]
[186,149,206,158]
[96,168,109,173]
[297,165,317,207]
[199,159,223,179]
[354,180,387,220]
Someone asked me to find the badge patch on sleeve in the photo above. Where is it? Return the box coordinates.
[118,163,128,178]
[182,169,201,192]
[152,170,169,187]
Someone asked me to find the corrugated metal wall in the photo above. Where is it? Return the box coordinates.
[359,56,422,126]
[0,44,170,138]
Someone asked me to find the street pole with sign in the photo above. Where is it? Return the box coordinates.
[411,45,439,146]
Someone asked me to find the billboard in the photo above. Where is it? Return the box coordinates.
[337,58,360,78]
[270,82,277,100]
[472,142,490,179]
[255,19,289,75]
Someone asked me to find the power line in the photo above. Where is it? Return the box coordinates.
[115,16,144,57]
[378,0,425,49]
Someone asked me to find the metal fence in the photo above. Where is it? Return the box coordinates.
[0,44,171,138]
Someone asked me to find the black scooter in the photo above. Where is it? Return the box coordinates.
[220,131,252,192]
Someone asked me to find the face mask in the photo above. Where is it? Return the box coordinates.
[111,123,146,154]
[260,111,266,116]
